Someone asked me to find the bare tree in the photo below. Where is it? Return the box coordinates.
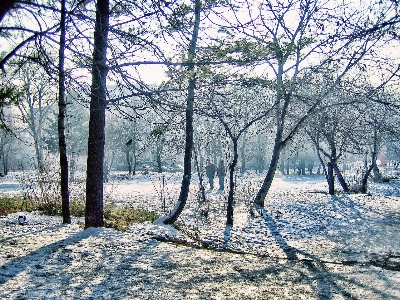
[16,69,55,173]
[225,0,398,208]
[206,85,274,226]
[306,105,357,194]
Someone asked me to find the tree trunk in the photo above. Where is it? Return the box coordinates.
[240,132,246,174]
[254,56,290,207]
[333,162,349,193]
[163,0,201,225]
[132,154,137,175]
[85,0,109,228]
[254,128,283,207]
[373,161,382,181]
[126,147,132,175]
[156,138,163,173]
[316,147,327,176]
[193,145,206,203]
[361,125,380,193]
[58,0,70,224]
[361,164,374,193]
[286,159,290,175]
[327,162,334,195]
[226,138,238,226]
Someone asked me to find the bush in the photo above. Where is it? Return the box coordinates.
[0,196,158,232]
[0,197,31,215]
[104,203,159,232]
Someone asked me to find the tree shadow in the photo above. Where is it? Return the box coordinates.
[328,194,363,218]
[258,207,398,299]
[1,222,398,299]
[222,224,232,249]
[0,227,100,285]
[0,223,66,244]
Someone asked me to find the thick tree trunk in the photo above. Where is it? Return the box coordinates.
[85,0,109,228]
[254,63,288,206]
[58,0,70,224]
[163,0,201,225]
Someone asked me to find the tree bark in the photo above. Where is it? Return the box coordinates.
[163,0,201,224]
[58,0,70,224]
[85,0,109,228]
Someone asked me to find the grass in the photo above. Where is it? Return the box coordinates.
[104,203,159,231]
[0,197,159,232]
[0,197,31,215]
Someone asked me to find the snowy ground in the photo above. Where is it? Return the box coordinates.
[0,172,400,299]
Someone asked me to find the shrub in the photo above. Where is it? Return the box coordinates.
[104,203,159,231]
[0,197,30,215]
[0,196,158,232]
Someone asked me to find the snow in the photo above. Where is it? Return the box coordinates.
[1,171,400,299]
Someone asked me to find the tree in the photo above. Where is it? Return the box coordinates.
[85,0,109,228]
[306,104,357,194]
[226,0,399,208]
[206,84,274,226]
[356,95,399,193]
[58,0,70,224]
[150,123,169,173]
[162,0,201,225]
[15,68,56,173]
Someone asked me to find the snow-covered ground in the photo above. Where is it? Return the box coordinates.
[0,172,399,299]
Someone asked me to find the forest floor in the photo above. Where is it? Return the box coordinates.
[0,172,400,299]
